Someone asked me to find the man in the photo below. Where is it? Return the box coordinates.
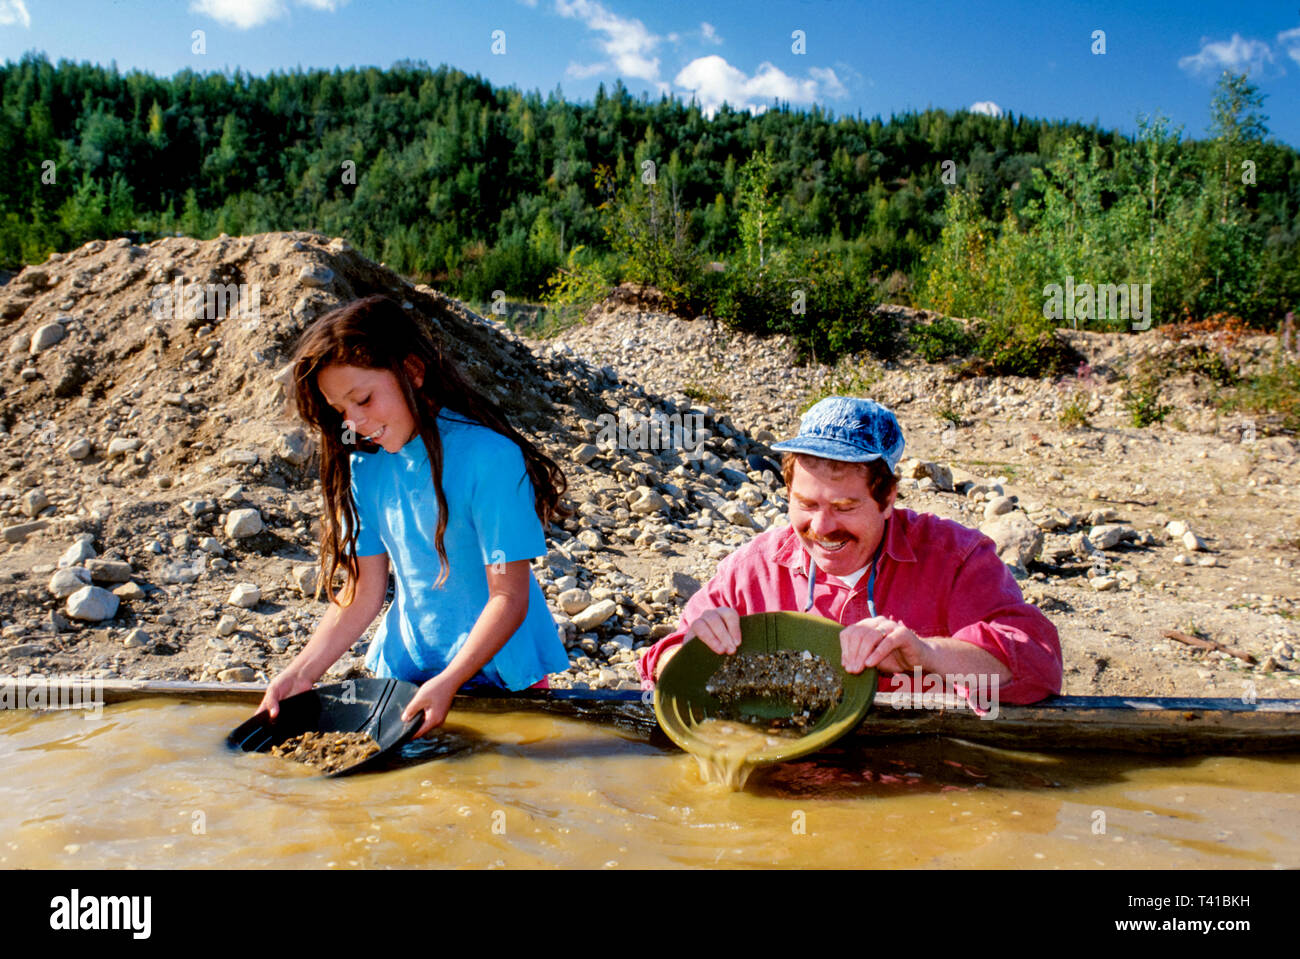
[638,397,1062,705]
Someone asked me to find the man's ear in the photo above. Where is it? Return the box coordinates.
[882,485,897,518]
[404,356,425,388]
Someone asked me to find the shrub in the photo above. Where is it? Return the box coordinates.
[909,315,977,362]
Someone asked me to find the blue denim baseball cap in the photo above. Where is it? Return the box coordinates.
[770,396,905,471]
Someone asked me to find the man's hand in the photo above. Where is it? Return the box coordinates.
[402,671,460,738]
[840,615,930,675]
[683,607,741,655]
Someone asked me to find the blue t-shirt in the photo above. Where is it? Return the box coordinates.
[344,410,568,690]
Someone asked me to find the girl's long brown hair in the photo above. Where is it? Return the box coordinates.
[289,295,569,606]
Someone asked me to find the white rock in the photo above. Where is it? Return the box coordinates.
[984,496,1016,521]
[123,628,152,649]
[298,264,334,288]
[228,583,261,608]
[65,438,93,460]
[225,508,264,538]
[106,437,142,459]
[558,588,593,615]
[1182,530,1206,552]
[1090,524,1128,550]
[65,585,119,621]
[58,539,97,568]
[29,322,66,353]
[48,566,92,599]
[981,511,1044,578]
[216,614,239,636]
[275,428,314,467]
[571,444,599,465]
[20,488,49,518]
[291,565,319,598]
[572,599,618,631]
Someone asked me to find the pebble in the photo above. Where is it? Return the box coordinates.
[58,537,97,568]
[571,599,618,631]
[1089,524,1129,550]
[298,264,334,288]
[122,628,151,649]
[65,438,93,460]
[984,496,1016,520]
[29,322,66,353]
[558,588,593,615]
[65,585,120,621]
[225,508,264,538]
[85,558,132,583]
[218,666,257,683]
[20,488,49,518]
[228,583,261,608]
[216,614,239,636]
[1090,576,1118,591]
[112,581,146,600]
[48,566,92,599]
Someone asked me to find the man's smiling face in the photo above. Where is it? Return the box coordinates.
[787,454,895,576]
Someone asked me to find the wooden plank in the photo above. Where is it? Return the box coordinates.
[2,677,1299,754]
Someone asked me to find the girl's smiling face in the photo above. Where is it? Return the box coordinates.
[318,361,424,453]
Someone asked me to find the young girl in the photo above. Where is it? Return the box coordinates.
[257,294,571,737]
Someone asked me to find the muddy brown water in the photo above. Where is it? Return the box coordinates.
[1,701,1297,868]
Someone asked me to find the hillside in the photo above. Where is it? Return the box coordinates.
[0,232,1296,700]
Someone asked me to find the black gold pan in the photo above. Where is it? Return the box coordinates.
[654,611,877,765]
[225,678,423,777]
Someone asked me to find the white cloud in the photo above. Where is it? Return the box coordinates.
[700,21,722,45]
[1279,26,1300,65]
[809,66,846,99]
[1178,33,1276,77]
[566,60,609,78]
[0,0,32,28]
[554,0,661,83]
[190,0,347,30]
[969,100,1002,117]
[673,55,844,117]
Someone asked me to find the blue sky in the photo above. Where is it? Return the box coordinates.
[2,0,1298,146]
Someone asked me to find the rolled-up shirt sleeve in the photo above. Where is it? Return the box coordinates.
[638,553,749,686]
[945,538,1063,704]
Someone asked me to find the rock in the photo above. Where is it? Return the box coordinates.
[58,538,97,568]
[571,444,599,465]
[216,614,238,636]
[106,437,142,459]
[5,642,44,657]
[558,588,593,615]
[1068,532,1098,558]
[1089,524,1128,550]
[275,428,314,467]
[1166,520,1190,538]
[65,437,93,460]
[161,561,203,584]
[1090,576,1118,591]
[981,511,1044,578]
[199,536,225,555]
[630,489,668,515]
[1172,553,1192,566]
[65,585,120,621]
[122,628,151,649]
[298,264,334,288]
[572,599,618,631]
[29,322,66,353]
[112,581,146,600]
[21,488,50,518]
[291,564,319,598]
[85,558,133,583]
[172,532,196,549]
[670,571,701,599]
[221,448,260,466]
[218,666,258,683]
[225,508,264,538]
[228,583,261,608]
[1027,506,1071,531]
[1182,530,1207,552]
[48,567,92,599]
[719,501,755,528]
[901,458,954,492]
[2,520,50,544]
[984,496,1016,521]
[577,529,604,549]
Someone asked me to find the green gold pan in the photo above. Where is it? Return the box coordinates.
[653,611,877,765]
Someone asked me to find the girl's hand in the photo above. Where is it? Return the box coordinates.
[258,667,314,720]
[402,672,460,738]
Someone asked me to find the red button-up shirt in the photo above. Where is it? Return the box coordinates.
[638,508,1062,704]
